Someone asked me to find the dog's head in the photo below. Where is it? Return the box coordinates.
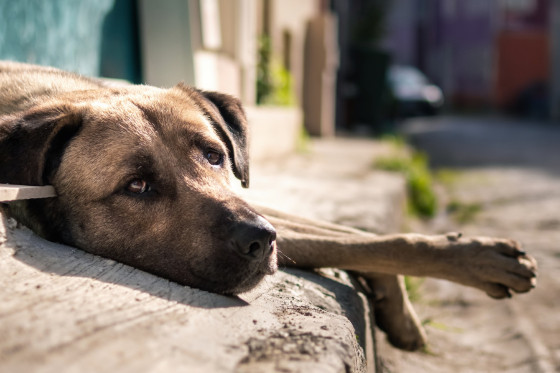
[0,83,277,294]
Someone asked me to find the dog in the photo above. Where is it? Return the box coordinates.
[0,61,537,351]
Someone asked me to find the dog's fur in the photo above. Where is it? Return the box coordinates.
[0,62,537,351]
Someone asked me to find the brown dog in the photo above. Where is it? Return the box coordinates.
[0,61,537,351]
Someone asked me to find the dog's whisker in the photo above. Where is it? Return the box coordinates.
[277,249,296,264]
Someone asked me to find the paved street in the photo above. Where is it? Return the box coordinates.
[377,116,560,373]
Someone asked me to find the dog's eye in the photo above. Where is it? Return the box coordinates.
[126,179,150,194]
[205,150,223,166]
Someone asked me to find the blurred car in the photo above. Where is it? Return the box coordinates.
[387,65,444,117]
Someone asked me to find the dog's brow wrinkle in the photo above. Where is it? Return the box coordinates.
[174,87,223,133]
[132,98,216,148]
[131,101,164,136]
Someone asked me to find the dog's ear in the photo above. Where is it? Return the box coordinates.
[201,91,250,188]
[173,84,250,187]
[0,105,82,185]
[189,88,250,188]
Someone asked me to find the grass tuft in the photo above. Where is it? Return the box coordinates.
[296,125,311,154]
[374,147,437,218]
[404,276,425,302]
[446,200,482,224]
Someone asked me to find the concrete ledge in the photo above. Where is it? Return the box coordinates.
[0,214,374,373]
[0,138,407,373]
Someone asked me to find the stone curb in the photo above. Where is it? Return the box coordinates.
[0,215,372,372]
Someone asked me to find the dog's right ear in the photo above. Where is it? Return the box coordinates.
[0,105,83,186]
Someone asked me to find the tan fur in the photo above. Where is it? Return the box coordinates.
[0,62,537,351]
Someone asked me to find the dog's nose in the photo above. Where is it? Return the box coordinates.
[231,216,276,259]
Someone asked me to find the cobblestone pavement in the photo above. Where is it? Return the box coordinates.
[377,116,560,373]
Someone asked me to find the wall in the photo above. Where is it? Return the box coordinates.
[100,0,142,83]
[138,0,196,87]
[380,0,419,66]
[269,0,319,105]
[426,0,497,105]
[381,0,552,111]
[0,0,114,76]
[495,31,549,107]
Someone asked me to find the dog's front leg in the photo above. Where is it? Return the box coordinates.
[272,229,537,299]
[258,206,536,350]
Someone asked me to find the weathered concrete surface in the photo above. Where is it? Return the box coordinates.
[0,137,406,373]
[0,214,369,373]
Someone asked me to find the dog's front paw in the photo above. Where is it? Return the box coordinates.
[446,235,537,299]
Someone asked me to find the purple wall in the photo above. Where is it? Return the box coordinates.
[427,1,497,100]
[381,0,550,106]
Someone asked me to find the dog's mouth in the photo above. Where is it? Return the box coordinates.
[224,241,278,294]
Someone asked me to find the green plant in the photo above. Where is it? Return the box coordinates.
[256,35,273,105]
[296,125,311,154]
[379,134,407,149]
[408,153,437,217]
[434,169,461,187]
[266,60,295,106]
[404,276,424,302]
[446,200,482,224]
[422,319,464,333]
[374,150,437,218]
[256,35,295,106]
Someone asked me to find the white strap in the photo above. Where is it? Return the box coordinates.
[0,184,56,202]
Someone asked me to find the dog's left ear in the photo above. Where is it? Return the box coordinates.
[192,89,250,188]
[201,91,250,188]
[173,84,250,187]
[0,105,83,186]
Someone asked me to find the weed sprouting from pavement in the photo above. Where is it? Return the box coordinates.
[446,200,483,224]
[404,276,425,302]
[296,125,311,154]
[373,139,437,218]
[422,318,464,334]
[434,169,462,187]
